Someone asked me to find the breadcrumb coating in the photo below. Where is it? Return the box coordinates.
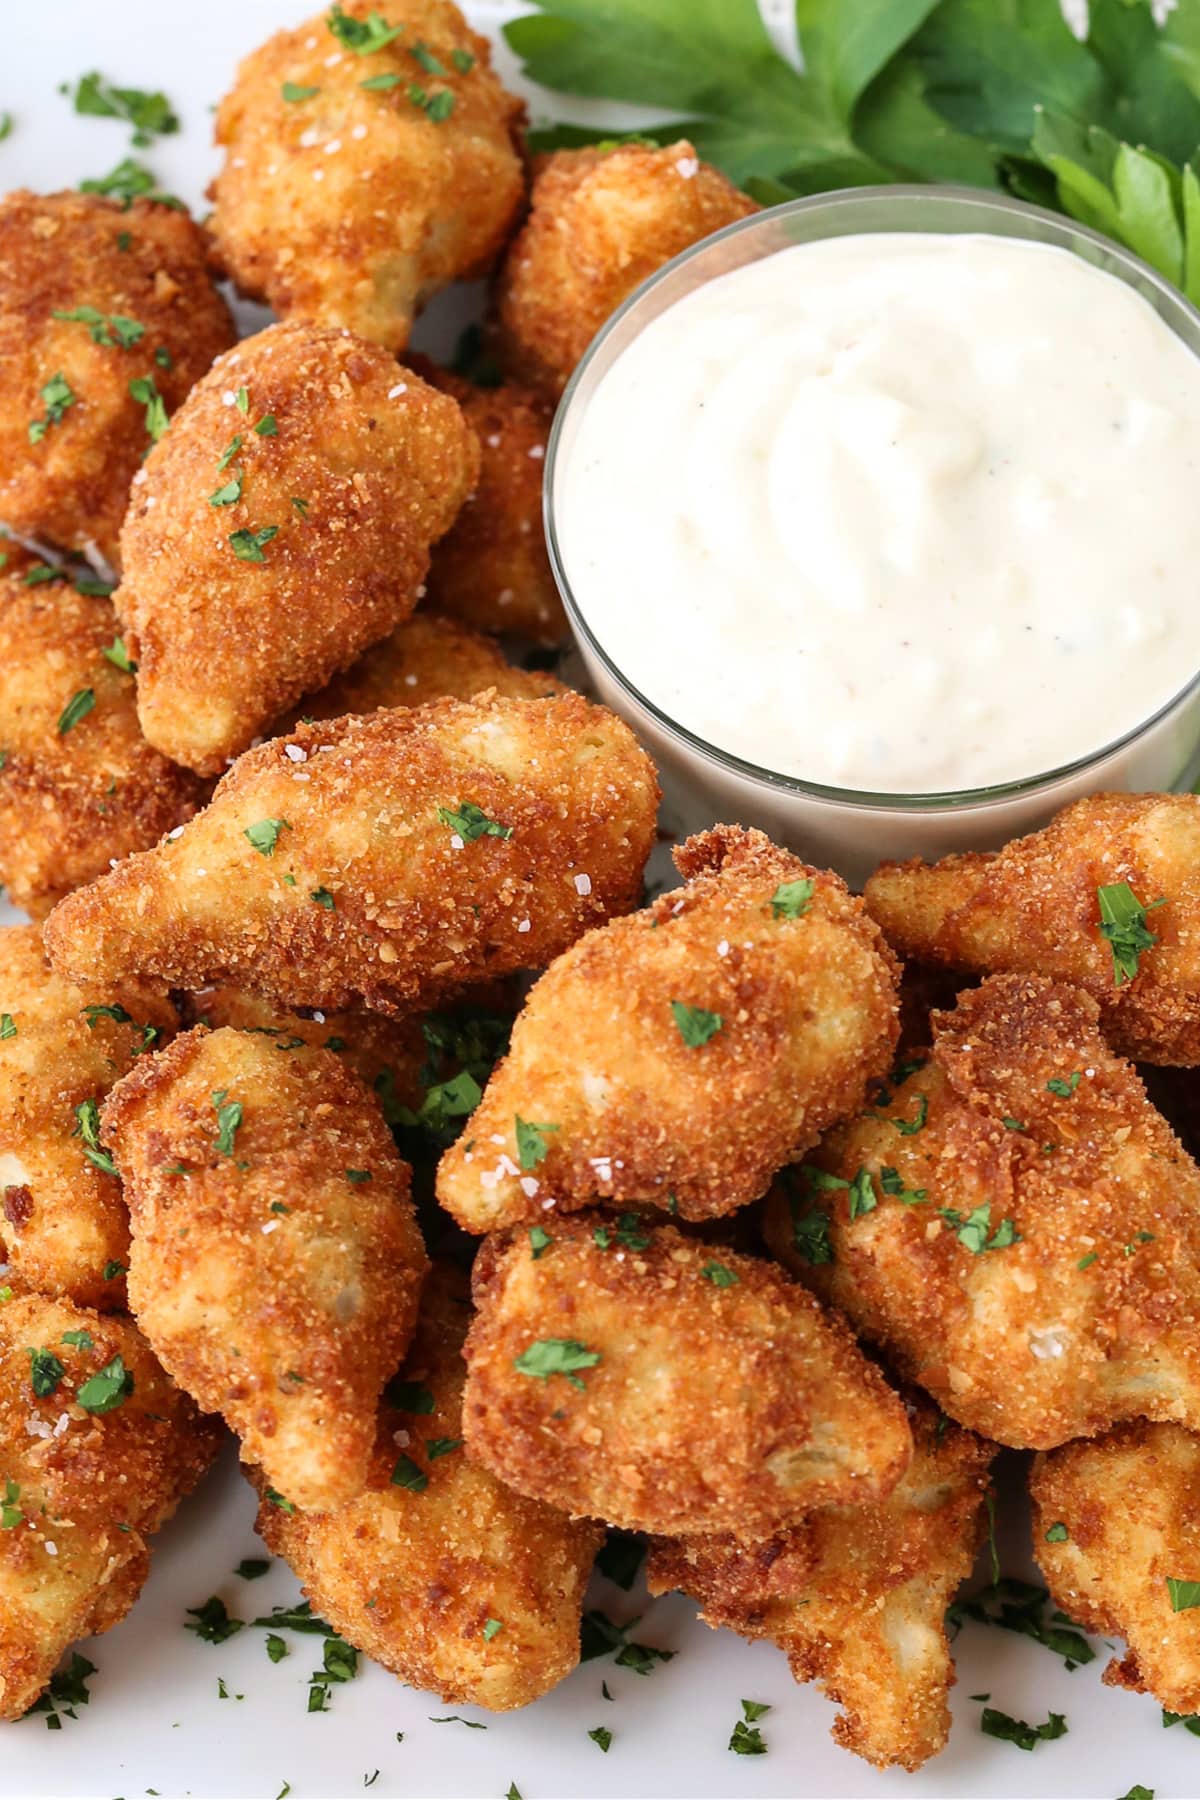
[44,693,658,1016]
[865,792,1200,1064]
[462,1214,913,1536]
[412,361,565,644]
[0,1292,220,1721]
[1032,1420,1200,1715]
[287,609,566,728]
[437,824,899,1233]
[210,0,526,351]
[491,141,758,399]
[0,924,176,1310]
[649,1399,994,1770]
[0,545,204,916]
[102,1026,427,1511]
[256,1266,601,1710]
[115,318,478,773]
[765,973,1200,1448]
[0,189,235,567]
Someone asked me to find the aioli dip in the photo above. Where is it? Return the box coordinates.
[555,231,1200,795]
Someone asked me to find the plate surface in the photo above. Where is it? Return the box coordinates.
[1,5,1194,1796]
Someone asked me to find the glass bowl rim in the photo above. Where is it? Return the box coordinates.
[543,181,1200,815]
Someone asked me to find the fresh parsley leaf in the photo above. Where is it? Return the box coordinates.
[391,1453,428,1492]
[528,1224,553,1259]
[702,1260,739,1287]
[892,1092,928,1134]
[77,1354,133,1413]
[252,1601,332,1634]
[212,1091,244,1156]
[0,1014,16,1040]
[327,5,402,54]
[482,1618,503,1641]
[28,371,76,443]
[345,1168,371,1183]
[515,1338,601,1388]
[436,801,513,841]
[27,1347,66,1397]
[595,1532,644,1591]
[265,1488,295,1513]
[282,82,321,102]
[102,1260,126,1280]
[103,636,137,672]
[741,1699,771,1721]
[217,432,243,474]
[452,48,475,73]
[266,1633,288,1662]
[939,1201,1020,1254]
[1097,882,1166,986]
[244,818,289,857]
[729,1719,767,1755]
[82,1003,132,1029]
[61,1329,94,1351]
[1046,1071,1082,1097]
[235,1558,271,1580]
[615,1641,674,1675]
[209,474,243,507]
[384,1377,435,1414]
[515,1115,559,1170]
[1044,1521,1069,1544]
[80,156,180,209]
[770,877,815,918]
[879,1165,927,1204]
[847,1165,877,1219]
[128,373,168,441]
[949,1576,1095,1669]
[1,1479,23,1530]
[587,1725,613,1752]
[57,687,95,735]
[254,414,278,436]
[669,1000,722,1046]
[425,1437,462,1460]
[310,887,335,909]
[73,1098,118,1175]
[53,306,145,348]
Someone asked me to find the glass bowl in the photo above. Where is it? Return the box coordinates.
[544,185,1200,887]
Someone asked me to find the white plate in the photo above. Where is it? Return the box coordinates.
[0,6,1193,1796]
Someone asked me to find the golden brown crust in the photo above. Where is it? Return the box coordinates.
[102,1025,427,1510]
[411,361,565,644]
[765,972,1200,1448]
[461,1213,913,1536]
[209,0,526,351]
[256,1266,601,1710]
[491,141,758,399]
[437,824,900,1232]
[865,792,1200,1064]
[116,318,479,773]
[1032,1420,1200,1713]
[0,546,204,915]
[285,609,566,728]
[0,924,177,1310]
[44,692,659,1016]
[0,189,235,566]
[0,1291,221,1720]
[648,1399,994,1770]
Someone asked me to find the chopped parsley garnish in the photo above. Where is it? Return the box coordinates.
[429,1715,487,1728]
[412,42,448,74]
[847,1165,877,1219]
[0,1014,15,1040]
[770,877,814,919]
[1097,882,1166,986]
[528,1224,553,1260]
[615,1641,674,1675]
[892,1093,929,1135]
[979,1707,1067,1751]
[451,47,475,72]
[77,1354,133,1413]
[1002,1116,1026,1131]
[587,1725,612,1752]
[515,1338,601,1388]
[879,1165,927,1204]
[788,1199,833,1264]
[436,800,513,841]
[291,496,309,517]
[217,432,243,473]
[345,1168,371,1183]
[1125,1230,1155,1255]
[80,156,181,209]
[0,114,11,142]
[254,414,278,437]
[235,387,249,415]
[741,1700,771,1722]
[186,1597,244,1644]
[103,636,137,672]
[729,1719,767,1756]
[1077,1251,1098,1270]
[1167,1578,1200,1613]
[949,1576,1094,1669]
[129,374,168,441]
[282,82,321,102]
[27,1347,66,1398]
[515,1115,558,1170]
[212,1089,244,1156]
[483,1618,503,1641]
[235,1558,271,1580]
[327,5,401,53]
[266,1634,289,1662]
[251,1601,332,1634]
[1163,1709,1200,1734]
[1,1479,22,1529]
[61,1329,94,1350]
[1044,1522,1069,1543]
[702,1260,739,1287]
[939,1202,1020,1254]
[593,1213,651,1251]
[669,1000,722,1047]
[384,1378,435,1414]
[1117,1789,1154,1800]
[75,576,115,596]
[361,71,402,89]
[69,72,178,146]
[73,1097,118,1174]
[102,1260,126,1280]
[244,817,289,857]
[229,525,278,562]
[28,372,75,443]
[82,1003,132,1028]
[22,562,61,586]
[210,474,243,507]
[391,1453,428,1492]
[52,306,145,348]
[425,1437,462,1460]
[57,687,95,736]
[1046,1071,1082,1097]
[410,84,455,121]
[265,1488,295,1513]
[25,1651,96,1727]
[310,887,335,909]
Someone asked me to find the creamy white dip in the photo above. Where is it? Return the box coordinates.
[555,232,1200,794]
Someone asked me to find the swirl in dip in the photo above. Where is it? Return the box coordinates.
[554,232,1200,795]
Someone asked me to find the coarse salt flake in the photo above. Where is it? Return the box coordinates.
[528,443,544,460]
[675,156,699,178]
[519,1176,540,1198]
[388,383,408,399]
[449,833,464,850]
[168,825,185,840]
[351,123,368,140]
[285,744,308,762]
[262,1219,281,1235]
[717,939,730,956]
[574,872,592,896]
[517,918,531,934]
[324,138,342,154]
